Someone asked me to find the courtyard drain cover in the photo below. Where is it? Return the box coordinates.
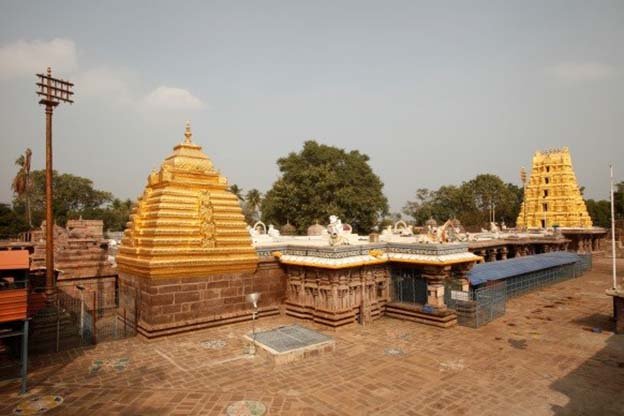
[200,339,226,350]
[13,395,63,415]
[246,325,335,364]
[251,325,332,353]
[225,400,266,416]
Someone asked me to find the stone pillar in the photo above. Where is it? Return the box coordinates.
[499,247,508,260]
[359,270,372,325]
[453,265,471,292]
[486,249,497,263]
[423,266,449,311]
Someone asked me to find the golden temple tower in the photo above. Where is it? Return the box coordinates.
[117,122,258,278]
[516,147,592,229]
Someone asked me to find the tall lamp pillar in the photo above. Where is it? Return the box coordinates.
[36,67,74,302]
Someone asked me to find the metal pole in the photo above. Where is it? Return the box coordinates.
[611,164,617,289]
[251,308,257,355]
[45,69,55,303]
[20,319,29,395]
[93,291,97,345]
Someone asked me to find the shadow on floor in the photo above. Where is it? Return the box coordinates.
[550,315,624,416]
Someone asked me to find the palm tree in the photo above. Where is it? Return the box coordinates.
[229,184,244,201]
[245,189,262,212]
[11,149,33,227]
[245,188,263,223]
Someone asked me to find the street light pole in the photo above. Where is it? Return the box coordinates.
[36,67,74,303]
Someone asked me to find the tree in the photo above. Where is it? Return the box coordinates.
[464,174,522,226]
[615,181,624,220]
[585,199,611,228]
[12,170,113,227]
[229,184,244,201]
[261,141,388,234]
[243,189,262,225]
[11,149,33,227]
[82,198,134,232]
[0,203,29,239]
[403,174,522,228]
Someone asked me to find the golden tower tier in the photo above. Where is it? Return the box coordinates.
[516,147,593,229]
[116,122,258,278]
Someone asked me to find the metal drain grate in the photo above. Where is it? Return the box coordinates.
[252,325,332,353]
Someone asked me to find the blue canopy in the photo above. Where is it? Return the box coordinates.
[468,252,580,286]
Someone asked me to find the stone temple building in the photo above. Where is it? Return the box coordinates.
[111,128,604,339]
[116,123,283,338]
[516,147,592,229]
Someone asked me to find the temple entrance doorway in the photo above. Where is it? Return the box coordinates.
[390,266,427,305]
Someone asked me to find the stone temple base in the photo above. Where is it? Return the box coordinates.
[118,263,285,339]
[244,324,335,365]
[385,302,457,328]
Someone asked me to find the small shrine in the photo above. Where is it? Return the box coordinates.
[116,122,258,277]
[116,123,264,338]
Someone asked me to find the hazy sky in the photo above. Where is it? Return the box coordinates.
[0,1,622,212]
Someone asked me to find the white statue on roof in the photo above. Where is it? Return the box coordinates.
[328,215,349,246]
[268,224,280,238]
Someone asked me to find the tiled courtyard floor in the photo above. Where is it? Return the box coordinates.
[1,257,623,415]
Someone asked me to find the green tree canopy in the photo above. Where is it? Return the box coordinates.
[403,174,523,228]
[13,170,113,227]
[261,141,388,234]
[0,203,29,239]
[616,181,624,220]
[585,199,611,228]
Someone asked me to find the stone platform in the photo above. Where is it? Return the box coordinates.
[245,324,335,365]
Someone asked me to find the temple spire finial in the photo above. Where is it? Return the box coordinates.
[184,120,192,143]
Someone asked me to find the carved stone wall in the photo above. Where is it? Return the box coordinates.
[31,219,114,280]
[284,265,390,327]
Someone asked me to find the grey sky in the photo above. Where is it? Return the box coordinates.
[0,1,622,213]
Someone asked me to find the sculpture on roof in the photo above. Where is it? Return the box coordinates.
[267,224,280,238]
[328,215,349,246]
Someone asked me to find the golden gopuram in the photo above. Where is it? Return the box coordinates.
[116,123,283,338]
[516,147,592,229]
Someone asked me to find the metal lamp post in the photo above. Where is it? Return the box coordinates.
[36,67,74,303]
[245,292,260,355]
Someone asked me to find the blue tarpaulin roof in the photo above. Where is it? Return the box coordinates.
[468,252,580,286]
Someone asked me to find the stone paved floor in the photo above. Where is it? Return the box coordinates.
[1,257,623,415]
